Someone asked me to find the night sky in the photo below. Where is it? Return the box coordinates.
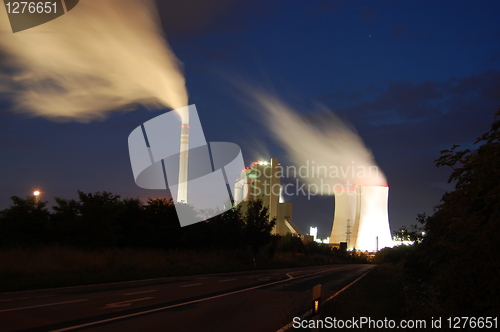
[2,0,500,238]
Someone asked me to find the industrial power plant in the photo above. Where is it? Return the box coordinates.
[234,158,303,236]
[233,158,392,252]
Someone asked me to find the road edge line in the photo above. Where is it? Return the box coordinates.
[48,266,349,332]
[275,266,374,332]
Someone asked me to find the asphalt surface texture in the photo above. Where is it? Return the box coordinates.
[0,264,374,332]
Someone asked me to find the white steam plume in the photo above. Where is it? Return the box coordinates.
[0,0,187,122]
[253,92,387,194]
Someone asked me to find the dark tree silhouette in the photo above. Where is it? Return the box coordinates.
[243,200,276,263]
[408,109,500,316]
[0,196,50,247]
[50,197,81,245]
[142,197,182,249]
[207,206,245,251]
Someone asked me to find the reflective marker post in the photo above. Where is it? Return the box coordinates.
[312,284,321,316]
[311,284,321,332]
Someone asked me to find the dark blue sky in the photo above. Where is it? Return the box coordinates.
[2,0,500,238]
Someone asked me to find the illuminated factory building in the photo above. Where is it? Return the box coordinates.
[234,158,302,236]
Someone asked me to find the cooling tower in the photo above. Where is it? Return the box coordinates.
[177,122,189,203]
[330,191,358,248]
[353,185,392,251]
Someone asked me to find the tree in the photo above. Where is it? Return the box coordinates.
[408,109,500,316]
[74,190,123,248]
[206,206,245,251]
[392,220,425,244]
[0,195,50,247]
[142,197,182,249]
[116,197,145,248]
[49,197,82,245]
[243,200,276,263]
[276,233,305,253]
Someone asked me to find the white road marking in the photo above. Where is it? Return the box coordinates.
[218,279,236,282]
[0,274,182,295]
[276,267,374,332]
[50,266,353,332]
[102,297,154,309]
[324,270,372,302]
[180,283,202,288]
[0,299,87,313]
[1,294,56,302]
[123,290,157,296]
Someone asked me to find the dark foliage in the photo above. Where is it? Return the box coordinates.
[0,193,279,259]
[0,196,50,247]
[242,200,276,259]
[374,245,416,265]
[405,109,500,317]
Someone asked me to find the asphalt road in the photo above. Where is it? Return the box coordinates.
[0,264,374,332]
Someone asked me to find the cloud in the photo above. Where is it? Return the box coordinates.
[392,23,431,41]
[327,70,500,131]
[156,0,239,39]
[325,90,364,101]
[0,135,35,147]
[319,69,500,191]
[156,0,271,40]
[359,6,380,24]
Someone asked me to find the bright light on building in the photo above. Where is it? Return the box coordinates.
[310,227,317,241]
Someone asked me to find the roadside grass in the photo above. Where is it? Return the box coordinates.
[298,263,407,331]
[0,246,349,292]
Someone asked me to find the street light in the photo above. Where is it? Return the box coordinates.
[33,190,40,202]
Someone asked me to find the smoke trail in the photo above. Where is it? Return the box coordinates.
[0,0,187,122]
[252,92,387,194]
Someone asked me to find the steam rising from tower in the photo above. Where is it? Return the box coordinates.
[0,0,188,121]
[252,91,392,251]
[251,92,387,191]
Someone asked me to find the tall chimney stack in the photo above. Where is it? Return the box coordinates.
[177,122,189,203]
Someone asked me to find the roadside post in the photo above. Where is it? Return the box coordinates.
[311,284,321,331]
[312,284,321,316]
